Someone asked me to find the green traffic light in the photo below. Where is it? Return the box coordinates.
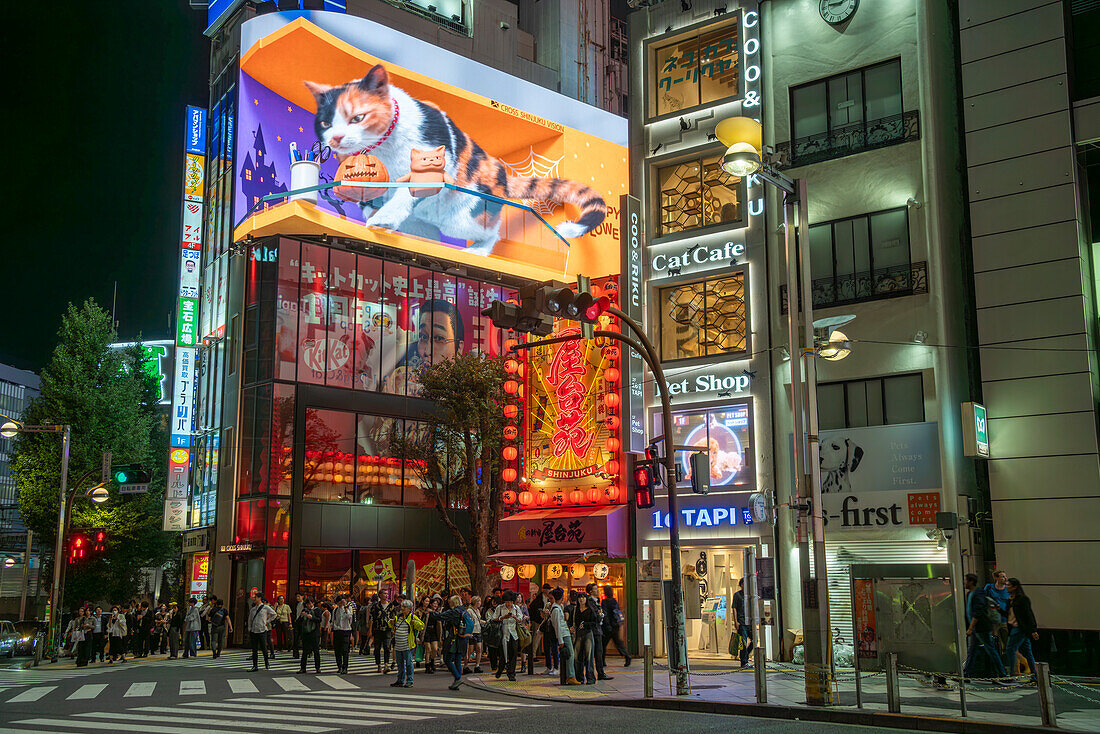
[113,470,128,483]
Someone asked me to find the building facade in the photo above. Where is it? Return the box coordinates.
[187,2,630,628]
[0,363,41,533]
[955,0,1100,668]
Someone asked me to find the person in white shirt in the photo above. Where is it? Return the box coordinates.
[332,596,355,674]
[247,595,277,671]
[489,590,521,681]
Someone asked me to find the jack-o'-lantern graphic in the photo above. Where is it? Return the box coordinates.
[335,154,389,202]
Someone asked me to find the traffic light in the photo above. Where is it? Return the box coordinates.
[689,451,711,495]
[481,279,611,339]
[67,532,88,564]
[112,465,151,484]
[633,458,656,509]
[91,529,108,553]
[112,464,151,494]
[481,286,554,337]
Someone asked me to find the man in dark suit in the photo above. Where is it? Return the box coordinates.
[297,597,322,674]
[585,583,613,681]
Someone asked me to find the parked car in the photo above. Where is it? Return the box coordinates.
[0,620,17,657]
[11,620,45,657]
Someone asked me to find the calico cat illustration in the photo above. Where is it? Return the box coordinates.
[305,65,607,254]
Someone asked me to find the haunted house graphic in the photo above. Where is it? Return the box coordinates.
[239,124,287,211]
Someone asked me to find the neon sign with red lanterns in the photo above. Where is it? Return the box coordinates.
[507,275,624,509]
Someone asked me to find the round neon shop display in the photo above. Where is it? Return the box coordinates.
[681,421,745,486]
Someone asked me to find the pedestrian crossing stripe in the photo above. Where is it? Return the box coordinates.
[4,685,547,734]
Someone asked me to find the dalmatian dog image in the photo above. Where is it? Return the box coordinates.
[819,436,864,493]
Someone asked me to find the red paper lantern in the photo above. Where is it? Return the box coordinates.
[605,437,620,453]
[502,489,518,504]
[536,490,546,506]
[519,490,534,505]
[503,426,518,440]
[605,486,620,502]
[570,489,585,505]
[604,392,621,408]
[504,404,519,420]
[605,367,620,383]
[587,487,600,503]
[504,338,518,352]
[604,460,619,475]
[502,446,518,461]
[502,467,518,482]
[504,380,519,394]
[605,415,621,430]
[504,359,519,373]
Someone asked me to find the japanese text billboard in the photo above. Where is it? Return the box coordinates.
[519,276,624,508]
[233,11,626,279]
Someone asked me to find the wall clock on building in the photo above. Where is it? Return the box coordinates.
[819,0,858,25]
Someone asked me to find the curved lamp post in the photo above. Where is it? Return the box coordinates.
[715,116,838,705]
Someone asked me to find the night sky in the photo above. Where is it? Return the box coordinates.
[4,0,209,372]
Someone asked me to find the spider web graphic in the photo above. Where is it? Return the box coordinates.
[501,147,566,217]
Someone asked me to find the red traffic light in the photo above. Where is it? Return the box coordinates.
[584,295,610,323]
[633,460,656,509]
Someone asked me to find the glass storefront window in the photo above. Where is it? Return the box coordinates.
[657,402,753,491]
[298,243,329,386]
[271,383,294,496]
[354,551,402,601]
[303,408,356,503]
[650,21,740,118]
[266,548,288,603]
[327,248,358,390]
[355,414,403,505]
[277,239,300,381]
[299,549,352,601]
[355,254,384,391]
[658,273,747,361]
[235,498,267,543]
[656,155,742,237]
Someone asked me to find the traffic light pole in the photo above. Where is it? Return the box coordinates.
[48,424,71,663]
[512,305,692,696]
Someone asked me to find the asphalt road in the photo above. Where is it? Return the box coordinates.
[0,650,894,734]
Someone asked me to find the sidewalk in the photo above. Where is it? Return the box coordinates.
[463,660,1100,733]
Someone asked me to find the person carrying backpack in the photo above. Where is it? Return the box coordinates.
[600,586,630,666]
[963,573,1007,678]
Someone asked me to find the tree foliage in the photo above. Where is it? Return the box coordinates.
[389,353,507,597]
[13,299,174,608]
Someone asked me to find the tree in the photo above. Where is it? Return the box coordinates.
[390,353,507,597]
[13,299,174,606]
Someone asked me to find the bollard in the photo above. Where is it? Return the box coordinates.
[754,646,768,703]
[644,644,654,699]
[1036,662,1057,728]
[886,652,901,713]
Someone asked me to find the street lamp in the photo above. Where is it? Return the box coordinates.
[0,415,71,663]
[715,116,837,704]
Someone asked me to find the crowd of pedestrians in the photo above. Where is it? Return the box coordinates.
[58,583,632,689]
[963,569,1041,683]
[62,597,232,666]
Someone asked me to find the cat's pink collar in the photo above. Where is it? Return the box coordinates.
[357,98,399,155]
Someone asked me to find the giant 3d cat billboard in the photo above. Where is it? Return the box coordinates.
[234,12,628,278]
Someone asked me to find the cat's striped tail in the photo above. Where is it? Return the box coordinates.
[505,176,607,239]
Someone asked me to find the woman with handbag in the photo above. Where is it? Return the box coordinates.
[489,590,522,681]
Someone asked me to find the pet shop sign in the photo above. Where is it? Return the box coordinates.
[665,366,752,399]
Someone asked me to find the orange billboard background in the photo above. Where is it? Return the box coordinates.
[234,18,627,281]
